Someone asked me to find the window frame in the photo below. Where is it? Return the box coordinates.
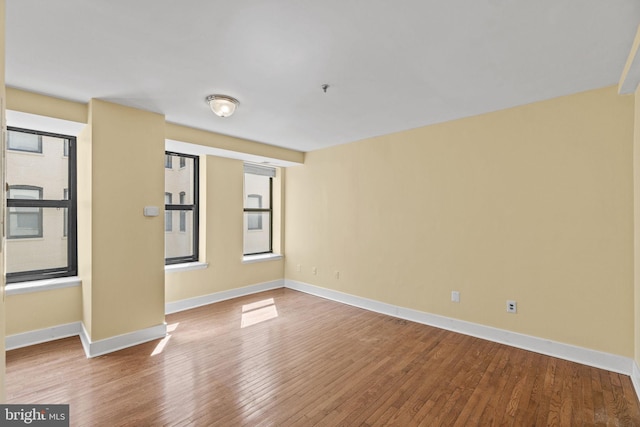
[6,127,77,284]
[165,151,199,265]
[243,169,273,256]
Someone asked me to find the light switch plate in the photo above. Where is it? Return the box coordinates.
[143,206,160,217]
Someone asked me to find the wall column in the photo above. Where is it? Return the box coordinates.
[0,0,7,402]
[78,99,166,356]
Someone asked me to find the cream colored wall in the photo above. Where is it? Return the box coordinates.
[6,287,81,335]
[635,86,640,366]
[6,88,87,124]
[3,89,298,348]
[166,122,304,164]
[77,125,92,335]
[0,0,6,402]
[83,99,166,341]
[285,85,634,357]
[165,156,283,303]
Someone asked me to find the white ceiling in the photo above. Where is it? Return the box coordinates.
[6,1,640,153]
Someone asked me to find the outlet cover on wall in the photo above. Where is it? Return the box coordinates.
[451,291,460,303]
[506,300,517,313]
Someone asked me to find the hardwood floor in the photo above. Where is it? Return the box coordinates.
[7,288,640,426]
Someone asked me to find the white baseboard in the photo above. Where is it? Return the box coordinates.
[284,279,635,376]
[165,279,285,314]
[10,278,636,380]
[6,322,82,351]
[632,361,640,398]
[79,322,167,358]
[6,279,285,356]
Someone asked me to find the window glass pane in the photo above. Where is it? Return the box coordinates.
[9,187,41,199]
[8,186,43,239]
[6,128,76,282]
[244,212,271,254]
[165,155,195,204]
[165,152,198,263]
[164,193,172,232]
[8,130,41,153]
[165,210,194,259]
[6,207,68,273]
[179,211,187,232]
[244,174,270,207]
[9,207,41,238]
[63,189,68,237]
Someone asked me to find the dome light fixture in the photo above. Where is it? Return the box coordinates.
[206,94,239,118]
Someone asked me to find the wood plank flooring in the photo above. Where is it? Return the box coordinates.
[6,288,640,426]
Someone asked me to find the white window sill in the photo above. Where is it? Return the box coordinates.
[165,262,209,273]
[6,276,81,296]
[242,253,283,264]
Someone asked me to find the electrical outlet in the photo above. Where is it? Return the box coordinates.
[451,291,460,303]
[506,300,517,313]
[312,267,317,275]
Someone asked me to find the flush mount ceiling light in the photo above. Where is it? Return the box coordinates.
[206,94,239,118]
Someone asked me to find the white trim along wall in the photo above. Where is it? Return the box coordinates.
[6,278,640,400]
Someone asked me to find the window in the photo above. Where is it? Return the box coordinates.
[63,188,68,237]
[165,152,199,264]
[6,127,77,283]
[243,163,274,255]
[8,129,42,153]
[165,154,173,169]
[165,193,173,231]
[247,195,263,230]
[179,191,186,232]
[8,186,43,239]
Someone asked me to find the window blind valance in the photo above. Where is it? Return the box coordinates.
[244,163,276,177]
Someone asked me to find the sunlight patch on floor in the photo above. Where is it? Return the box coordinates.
[241,298,278,328]
[151,322,179,356]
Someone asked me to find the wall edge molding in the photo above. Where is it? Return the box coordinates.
[79,322,167,358]
[6,321,82,351]
[632,361,640,399]
[284,279,634,376]
[165,279,285,314]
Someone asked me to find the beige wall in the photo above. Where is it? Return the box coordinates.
[81,100,166,341]
[165,122,303,165]
[6,88,87,124]
[166,156,283,302]
[2,89,290,342]
[635,86,640,367]
[6,287,81,335]
[0,0,6,402]
[77,125,92,334]
[285,85,634,357]
[2,81,635,371]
